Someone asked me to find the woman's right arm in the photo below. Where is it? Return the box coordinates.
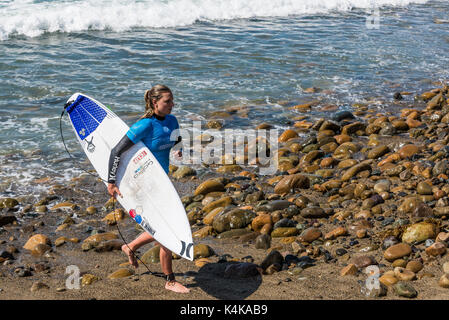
[107,134,135,197]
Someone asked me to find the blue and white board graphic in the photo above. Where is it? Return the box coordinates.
[65,93,194,261]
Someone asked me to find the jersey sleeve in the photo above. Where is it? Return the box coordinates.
[126,118,152,143]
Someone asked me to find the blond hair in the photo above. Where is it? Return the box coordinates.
[142,84,173,119]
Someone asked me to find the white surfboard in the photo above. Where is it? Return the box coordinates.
[65,92,194,261]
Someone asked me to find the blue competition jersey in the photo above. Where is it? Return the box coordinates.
[126,114,179,173]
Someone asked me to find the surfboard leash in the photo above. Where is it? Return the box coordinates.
[59,104,166,280]
[111,198,166,279]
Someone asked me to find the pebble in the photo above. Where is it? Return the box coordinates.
[172,166,196,179]
[438,274,449,288]
[82,274,100,286]
[23,234,52,252]
[379,273,398,286]
[274,174,309,194]
[260,250,284,271]
[394,282,418,298]
[193,244,214,259]
[108,268,134,279]
[351,255,377,269]
[402,222,437,244]
[406,260,423,273]
[30,282,49,292]
[394,267,416,281]
[443,261,449,274]
[194,179,225,196]
[425,242,447,256]
[255,234,271,250]
[324,227,347,240]
[298,227,321,243]
[398,144,420,159]
[340,264,358,276]
[384,243,412,262]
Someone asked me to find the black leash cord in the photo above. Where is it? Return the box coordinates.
[59,106,165,280]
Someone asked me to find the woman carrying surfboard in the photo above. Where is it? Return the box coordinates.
[106,84,189,294]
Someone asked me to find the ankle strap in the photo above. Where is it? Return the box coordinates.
[165,273,175,281]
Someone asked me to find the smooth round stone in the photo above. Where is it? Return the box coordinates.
[86,206,97,214]
[384,243,412,262]
[23,234,51,251]
[394,282,417,298]
[379,273,398,286]
[439,274,449,288]
[255,234,271,250]
[417,182,433,195]
[279,129,299,142]
[356,229,367,239]
[333,111,355,122]
[398,145,420,159]
[298,227,322,243]
[406,260,423,273]
[341,162,372,181]
[274,174,310,194]
[30,281,49,292]
[392,259,407,268]
[288,267,304,276]
[351,255,376,269]
[402,222,437,244]
[340,264,358,276]
[300,207,327,218]
[194,179,225,196]
[81,274,100,286]
[203,207,224,225]
[193,244,213,259]
[141,246,161,264]
[338,159,358,169]
[368,145,389,159]
[273,218,297,229]
[35,205,47,213]
[2,198,19,208]
[398,197,422,213]
[271,227,298,238]
[336,248,348,256]
[108,268,134,279]
[260,250,284,271]
[374,180,391,193]
[193,226,214,239]
[425,242,447,256]
[217,229,252,239]
[443,261,449,274]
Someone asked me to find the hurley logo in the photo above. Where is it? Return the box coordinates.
[86,137,95,153]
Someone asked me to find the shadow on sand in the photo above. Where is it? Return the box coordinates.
[187,261,263,300]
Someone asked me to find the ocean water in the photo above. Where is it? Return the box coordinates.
[0,0,448,197]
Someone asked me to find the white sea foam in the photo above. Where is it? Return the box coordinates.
[0,0,433,40]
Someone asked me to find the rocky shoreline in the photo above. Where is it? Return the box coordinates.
[1,82,449,300]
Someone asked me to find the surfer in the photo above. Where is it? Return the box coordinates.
[106,84,189,294]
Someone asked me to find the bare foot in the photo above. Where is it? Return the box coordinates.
[165,281,190,293]
[121,244,138,268]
